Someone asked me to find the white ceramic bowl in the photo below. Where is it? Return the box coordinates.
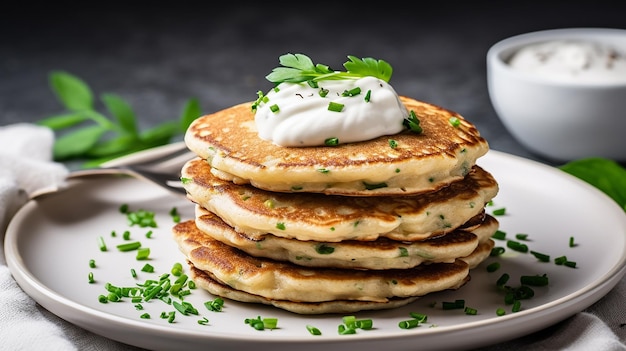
[487,28,626,162]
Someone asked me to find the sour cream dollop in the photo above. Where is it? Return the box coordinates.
[254,76,408,147]
[508,40,626,84]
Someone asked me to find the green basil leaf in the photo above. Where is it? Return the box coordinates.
[101,93,138,136]
[179,98,201,132]
[53,125,108,160]
[559,158,626,211]
[36,112,89,130]
[49,71,94,111]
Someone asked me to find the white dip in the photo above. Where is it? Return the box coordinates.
[254,76,408,147]
[508,40,626,84]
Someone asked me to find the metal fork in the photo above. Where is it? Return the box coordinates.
[34,142,194,199]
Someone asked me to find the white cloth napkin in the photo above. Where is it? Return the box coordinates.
[0,123,624,351]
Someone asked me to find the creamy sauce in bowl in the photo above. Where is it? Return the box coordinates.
[254,76,408,147]
[507,40,626,84]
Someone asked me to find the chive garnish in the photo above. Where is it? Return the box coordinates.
[520,274,549,286]
[492,230,506,240]
[492,208,506,216]
[388,139,398,149]
[364,89,371,102]
[270,104,280,113]
[486,262,500,272]
[328,102,344,112]
[88,272,95,283]
[116,241,141,252]
[325,137,339,146]
[448,117,461,127]
[530,250,550,262]
[341,87,361,97]
[403,110,422,133]
[136,247,150,260]
[306,325,322,335]
[276,222,286,230]
[89,259,96,268]
[98,236,107,251]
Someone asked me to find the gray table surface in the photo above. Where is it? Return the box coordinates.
[1,2,625,350]
[2,2,625,167]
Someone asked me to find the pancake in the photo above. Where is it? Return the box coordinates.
[184,96,489,196]
[172,220,470,304]
[188,264,425,315]
[194,205,499,270]
[181,158,498,242]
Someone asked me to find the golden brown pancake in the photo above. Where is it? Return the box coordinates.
[172,220,470,304]
[181,158,498,242]
[184,96,489,196]
[193,205,499,270]
[188,264,426,315]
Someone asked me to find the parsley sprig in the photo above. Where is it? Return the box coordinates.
[37,71,201,167]
[265,53,393,85]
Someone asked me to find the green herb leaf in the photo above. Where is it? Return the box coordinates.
[559,158,626,211]
[343,55,393,83]
[180,98,201,132]
[49,71,94,111]
[36,112,89,130]
[265,53,393,85]
[53,125,109,160]
[101,93,139,136]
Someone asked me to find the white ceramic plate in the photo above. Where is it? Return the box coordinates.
[5,148,626,351]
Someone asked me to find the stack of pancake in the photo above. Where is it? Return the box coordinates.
[172,96,499,314]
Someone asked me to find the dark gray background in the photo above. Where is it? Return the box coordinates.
[1,2,625,166]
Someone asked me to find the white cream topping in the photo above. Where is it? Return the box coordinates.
[508,40,626,84]
[254,76,408,147]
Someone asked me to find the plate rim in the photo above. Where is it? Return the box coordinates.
[4,148,626,350]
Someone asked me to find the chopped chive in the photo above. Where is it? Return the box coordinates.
[520,274,549,286]
[564,261,577,268]
[492,208,506,216]
[448,116,461,127]
[341,87,361,97]
[319,87,329,97]
[554,256,568,265]
[141,263,155,273]
[515,233,529,241]
[364,89,371,102]
[496,273,510,287]
[306,324,322,335]
[88,272,95,283]
[490,246,505,256]
[494,229,508,239]
[131,268,137,278]
[198,317,209,325]
[98,236,107,251]
[270,104,280,113]
[276,222,286,230]
[140,313,150,319]
[307,80,318,88]
[569,236,576,247]
[403,110,422,133]
[442,299,465,310]
[145,230,153,238]
[506,240,528,253]
[324,137,339,146]
[136,247,150,260]
[486,262,500,272]
[512,300,522,313]
[171,262,183,276]
[388,139,398,149]
[123,230,131,240]
[315,243,335,255]
[89,259,96,268]
[496,308,506,316]
[328,101,344,112]
[464,307,478,315]
[116,241,141,252]
[399,319,420,329]
[530,250,550,262]
[409,312,428,322]
[98,295,108,303]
